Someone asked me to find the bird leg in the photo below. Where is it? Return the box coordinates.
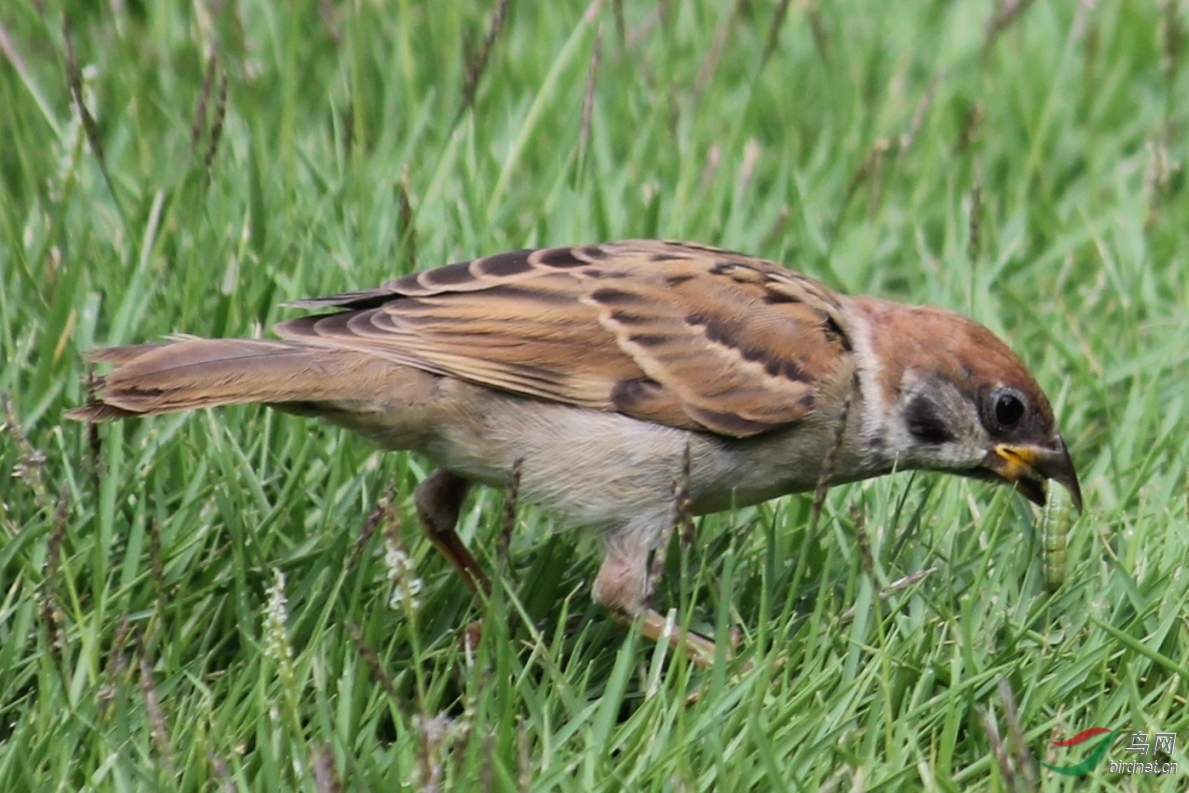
[416,472,723,666]
[592,533,720,667]
[414,469,490,595]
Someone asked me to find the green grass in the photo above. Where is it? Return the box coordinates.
[2,0,1188,790]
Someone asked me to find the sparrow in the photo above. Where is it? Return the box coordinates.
[69,239,1082,665]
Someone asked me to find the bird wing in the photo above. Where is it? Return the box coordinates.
[276,240,855,437]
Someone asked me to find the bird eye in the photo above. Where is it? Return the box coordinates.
[992,389,1026,428]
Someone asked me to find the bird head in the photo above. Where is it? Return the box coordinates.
[854,297,1082,511]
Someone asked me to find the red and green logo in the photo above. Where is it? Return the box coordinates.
[1040,728,1125,775]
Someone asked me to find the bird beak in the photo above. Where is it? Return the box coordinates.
[980,436,1083,512]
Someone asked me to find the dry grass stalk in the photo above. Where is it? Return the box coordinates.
[62,15,104,166]
[192,54,217,150]
[579,30,603,169]
[498,458,524,563]
[982,0,1038,62]
[203,71,229,186]
[312,743,342,793]
[139,643,176,776]
[399,164,417,271]
[968,166,983,266]
[347,622,407,716]
[761,0,794,67]
[462,0,511,112]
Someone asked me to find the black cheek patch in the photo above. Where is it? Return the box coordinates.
[905,397,954,445]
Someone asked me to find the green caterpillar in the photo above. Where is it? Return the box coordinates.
[1041,486,1075,592]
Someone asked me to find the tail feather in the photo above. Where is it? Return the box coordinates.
[68,339,358,422]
